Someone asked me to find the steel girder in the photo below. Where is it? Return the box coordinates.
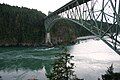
[44,0,120,54]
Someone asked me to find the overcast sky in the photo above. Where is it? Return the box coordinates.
[0,0,71,15]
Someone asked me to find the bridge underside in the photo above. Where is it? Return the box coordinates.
[45,0,120,54]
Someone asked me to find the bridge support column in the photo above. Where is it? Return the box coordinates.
[45,32,53,46]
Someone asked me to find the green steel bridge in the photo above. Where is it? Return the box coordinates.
[44,0,120,54]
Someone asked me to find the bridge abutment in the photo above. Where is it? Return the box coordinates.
[45,32,53,47]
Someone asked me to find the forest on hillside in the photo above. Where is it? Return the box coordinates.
[0,4,93,47]
[50,19,92,45]
[0,4,46,46]
[0,3,117,47]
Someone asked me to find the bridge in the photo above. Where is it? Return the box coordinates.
[44,0,120,54]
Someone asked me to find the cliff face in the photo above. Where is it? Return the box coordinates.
[0,4,46,46]
[50,19,78,45]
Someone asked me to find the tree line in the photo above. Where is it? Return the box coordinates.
[0,3,118,47]
[0,3,46,46]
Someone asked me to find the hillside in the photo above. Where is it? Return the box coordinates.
[50,19,92,45]
[0,4,46,46]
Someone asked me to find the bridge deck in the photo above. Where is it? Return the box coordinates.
[47,0,91,18]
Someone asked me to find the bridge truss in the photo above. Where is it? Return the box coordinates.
[44,0,120,54]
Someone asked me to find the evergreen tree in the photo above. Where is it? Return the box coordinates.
[46,47,80,80]
[102,64,120,80]
[106,64,114,75]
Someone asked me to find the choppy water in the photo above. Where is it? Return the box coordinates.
[0,39,120,80]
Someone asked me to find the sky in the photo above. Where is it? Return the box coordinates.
[0,0,71,15]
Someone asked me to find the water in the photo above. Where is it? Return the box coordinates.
[0,39,120,80]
